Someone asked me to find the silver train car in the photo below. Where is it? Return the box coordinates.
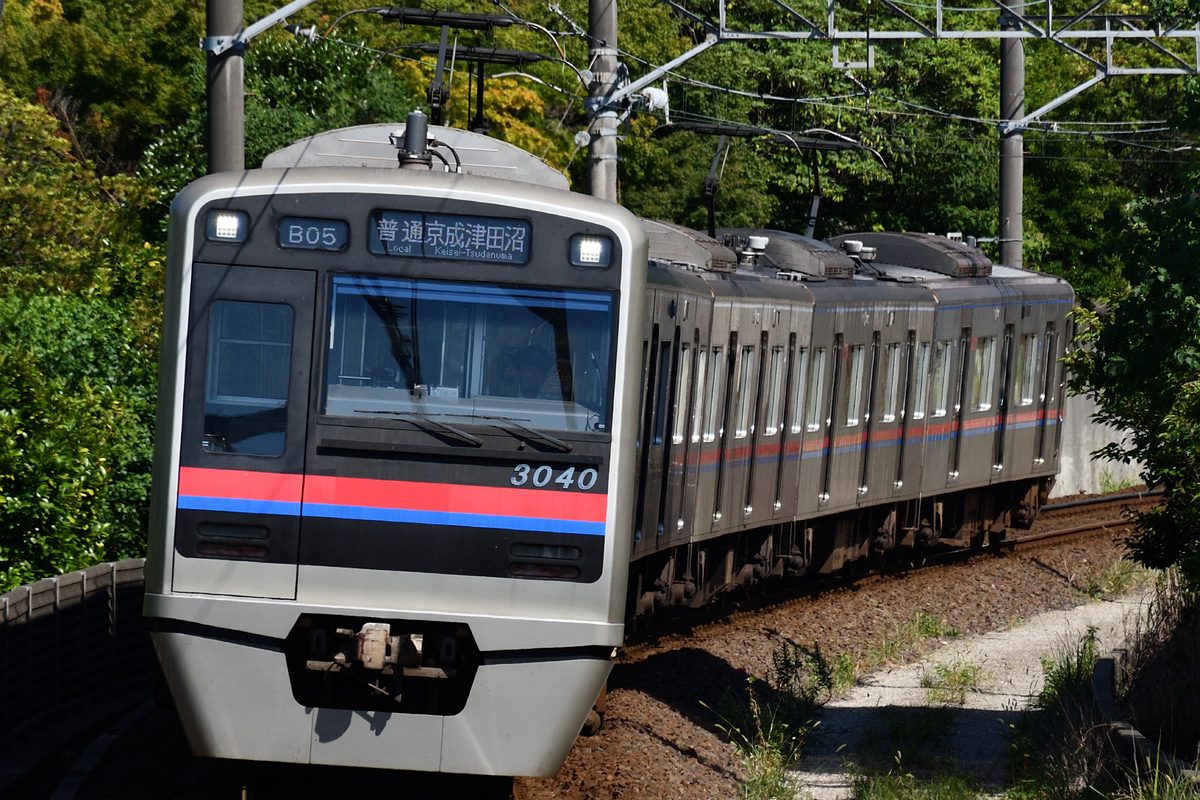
[143,117,1074,779]
[629,225,1072,617]
[144,120,646,776]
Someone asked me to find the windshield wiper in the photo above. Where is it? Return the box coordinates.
[356,410,483,447]
[477,416,572,453]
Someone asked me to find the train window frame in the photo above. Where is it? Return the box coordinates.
[930,340,954,418]
[842,344,866,428]
[881,342,902,423]
[764,345,786,437]
[734,344,758,439]
[692,348,708,444]
[703,347,724,443]
[672,342,692,445]
[911,342,931,421]
[789,347,809,435]
[202,299,294,457]
[320,275,616,434]
[804,348,827,433]
[970,336,997,412]
[1016,333,1040,407]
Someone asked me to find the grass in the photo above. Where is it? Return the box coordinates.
[712,613,971,798]
[852,769,983,800]
[919,658,989,706]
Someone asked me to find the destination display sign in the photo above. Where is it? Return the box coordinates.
[368,210,531,264]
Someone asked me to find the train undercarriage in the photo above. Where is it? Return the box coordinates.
[629,478,1050,621]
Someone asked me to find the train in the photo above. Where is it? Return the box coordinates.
[142,113,1073,779]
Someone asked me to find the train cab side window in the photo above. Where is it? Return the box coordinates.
[202,300,293,456]
[970,336,997,412]
[764,346,786,436]
[703,347,724,442]
[842,344,866,427]
[912,342,931,421]
[804,348,826,432]
[930,340,954,418]
[789,347,809,435]
[1016,333,1040,406]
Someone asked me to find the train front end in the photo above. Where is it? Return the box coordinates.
[143,162,646,777]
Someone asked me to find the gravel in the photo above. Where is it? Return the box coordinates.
[513,530,1133,800]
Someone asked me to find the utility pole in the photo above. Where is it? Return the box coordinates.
[998,10,1024,269]
[587,0,620,202]
[206,0,245,173]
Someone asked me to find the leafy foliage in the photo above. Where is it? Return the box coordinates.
[0,86,160,592]
[140,33,423,219]
[0,0,203,171]
[0,292,157,592]
[1066,186,1200,588]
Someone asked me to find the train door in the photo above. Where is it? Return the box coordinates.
[692,289,733,540]
[171,263,316,600]
[797,312,833,517]
[746,304,792,528]
[773,301,814,523]
[715,301,765,532]
[952,308,1004,488]
[991,321,1017,484]
[921,305,962,495]
[633,292,679,552]
[823,313,873,513]
[1036,320,1063,469]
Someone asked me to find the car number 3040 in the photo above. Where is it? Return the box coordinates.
[510,464,600,490]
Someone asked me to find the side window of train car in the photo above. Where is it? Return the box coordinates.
[202,300,293,457]
[911,342,931,421]
[805,348,827,432]
[672,343,692,445]
[789,347,809,435]
[1016,333,1040,406]
[764,345,787,436]
[734,344,758,439]
[930,340,954,418]
[881,343,902,423]
[970,336,997,412]
[703,347,724,442]
[842,344,866,427]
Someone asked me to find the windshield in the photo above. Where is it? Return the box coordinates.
[322,275,615,433]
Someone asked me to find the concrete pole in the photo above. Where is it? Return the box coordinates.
[207,0,245,173]
[588,0,620,203]
[999,12,1024,269]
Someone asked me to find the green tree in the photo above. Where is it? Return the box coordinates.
[139,32,423,220]
[0,85,159,591]
[0,0,202,172]
[1067,186,1200,588]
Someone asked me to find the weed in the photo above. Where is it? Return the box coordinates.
[919,659,989,706]
[1098,468,1138,494]
[852,768,982,800]
[1037,627,1100,710]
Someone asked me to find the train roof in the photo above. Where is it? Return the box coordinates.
[827,232,993,278]
[261,123,570,191]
